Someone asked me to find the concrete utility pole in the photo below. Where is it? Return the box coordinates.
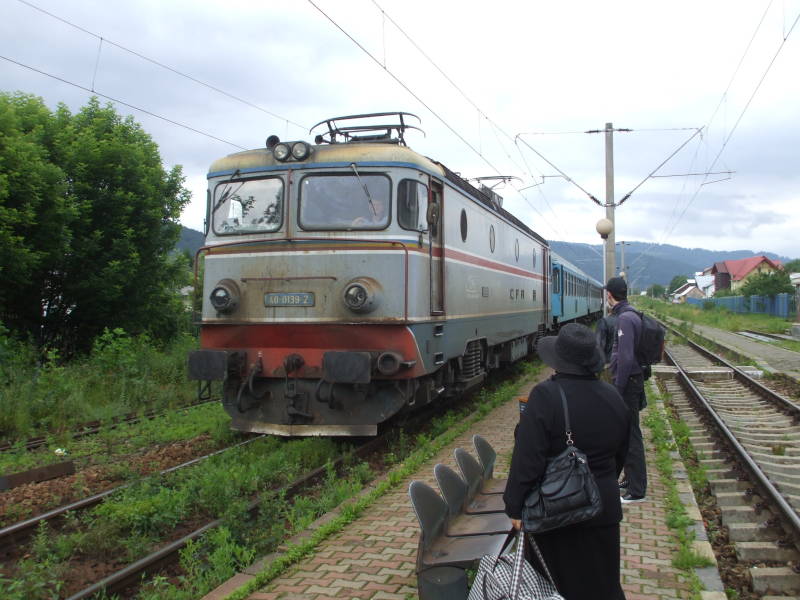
[604,123,616,288]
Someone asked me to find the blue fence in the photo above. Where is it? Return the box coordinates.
[687,293,797,318]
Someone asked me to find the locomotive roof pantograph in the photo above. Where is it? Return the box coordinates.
[310,112,424,146]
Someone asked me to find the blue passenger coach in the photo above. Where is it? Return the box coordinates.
[549,251,603,327]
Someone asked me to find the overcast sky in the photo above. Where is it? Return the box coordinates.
[2,0,798,259]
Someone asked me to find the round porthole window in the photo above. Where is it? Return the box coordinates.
[514,239,519,262]
[489,225,495,253]
[460,209,468,242]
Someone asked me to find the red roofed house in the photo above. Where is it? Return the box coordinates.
[710,255,783,293]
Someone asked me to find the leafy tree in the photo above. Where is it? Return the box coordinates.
[647,284,665,298]
[668,275,688,294]
[0,93,191,354]
[783,258,800,274]
[713,288,737,298]
[739,270,794,298]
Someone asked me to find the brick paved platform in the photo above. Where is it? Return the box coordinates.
[204,369,712,600]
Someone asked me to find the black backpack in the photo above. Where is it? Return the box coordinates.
[632,309,665,366]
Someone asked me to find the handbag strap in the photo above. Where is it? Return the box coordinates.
[510,530,526,596]
[554,383,575,447]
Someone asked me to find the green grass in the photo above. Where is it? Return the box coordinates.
[0,328,201,441]
[0,401,232,479]
[635,297,795,336]
[0,435,348,599]
[643,386,713,599]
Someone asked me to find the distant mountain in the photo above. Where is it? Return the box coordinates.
[177,227,205,258]
[176,226,792,292]
[550,240,793,291]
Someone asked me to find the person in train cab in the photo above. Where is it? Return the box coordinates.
[605,276,648,503]
[351,196,388,227]
[504,323,630,600]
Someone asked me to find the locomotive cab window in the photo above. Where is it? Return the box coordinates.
[299,173,391,230]
[397,179,428,231]
[212,177,284,235]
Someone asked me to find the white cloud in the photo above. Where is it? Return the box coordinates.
[1,0,798,257]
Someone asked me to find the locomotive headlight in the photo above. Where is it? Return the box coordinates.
[342,278,382,313]
[291,141,311,160]
[209,279,240,313]
[344,284,368,309]
[273,143,290,161]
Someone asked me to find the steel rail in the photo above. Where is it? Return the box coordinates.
[660,320,800,417]
[664,346,800,541]
[63,433,390,600]
[0,434,264,552]
[0,398,219,453]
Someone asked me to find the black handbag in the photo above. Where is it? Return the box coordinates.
[522,383,602,534]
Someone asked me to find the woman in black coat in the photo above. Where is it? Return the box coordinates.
[504,323,630,599]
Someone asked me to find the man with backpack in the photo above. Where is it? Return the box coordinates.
[606,276,648,503]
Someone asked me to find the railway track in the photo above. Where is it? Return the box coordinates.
[658,327,800,596]
[0,397,219,453]
[3,362,527,599]
[0,434,264,553]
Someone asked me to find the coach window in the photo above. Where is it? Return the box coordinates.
[398,179,428,231]
[552,267,561,293]
[489,225,496,253]
[299,173,391,230]
[213,177,283,235]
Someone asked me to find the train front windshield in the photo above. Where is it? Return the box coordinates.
[212,177,283,235]
[299,174,391,230]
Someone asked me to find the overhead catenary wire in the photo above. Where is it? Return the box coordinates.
[616,127,703,205]
[663,8,800,244]
[368,0,575,234]
[313,0,572,239]
[627,5,798,279]
[15,0,308,131]
[514,135,602,206]
[307,0,502,175]
[0,54,248,150]
[643,0,783,253]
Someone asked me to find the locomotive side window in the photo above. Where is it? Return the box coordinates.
[460,209,468,242]
[489,225,496,253]
[299,174,391,230]
[212,177,283,235]
[397,179,428,231]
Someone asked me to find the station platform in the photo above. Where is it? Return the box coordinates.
[204,368,722,600]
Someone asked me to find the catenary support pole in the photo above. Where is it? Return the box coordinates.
[605,122,616,288]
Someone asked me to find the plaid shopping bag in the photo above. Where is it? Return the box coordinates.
[468,531,563,600]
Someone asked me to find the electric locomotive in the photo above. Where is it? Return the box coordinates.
[188,112,591,436]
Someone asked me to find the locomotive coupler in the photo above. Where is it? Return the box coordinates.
[284,353,312,421]
[236,356,264,413]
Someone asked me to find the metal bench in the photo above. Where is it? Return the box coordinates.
[454,447,506,514]
[472,434,507,494]
[434,463,511,536]
[409,479,508,600]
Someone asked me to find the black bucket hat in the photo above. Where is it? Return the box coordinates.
[537,323,605,376]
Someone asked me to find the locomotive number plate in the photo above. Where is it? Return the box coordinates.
[264,292,315,307]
